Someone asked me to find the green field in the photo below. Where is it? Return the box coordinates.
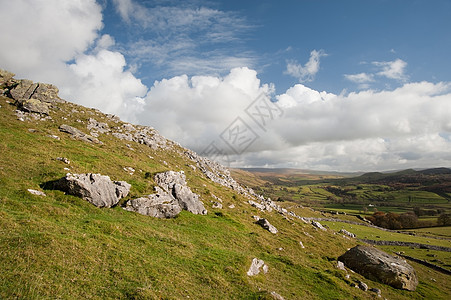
[2,84,451,300]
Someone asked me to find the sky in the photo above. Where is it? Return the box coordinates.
[1,0,451,172]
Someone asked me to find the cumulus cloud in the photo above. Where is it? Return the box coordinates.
[0,0,102,81]
[138,67,273,150]
[373,58,408,81]
[345,58,408,89]
[141,66,451,171]
[285,49,327,82]
[0,0,147,122]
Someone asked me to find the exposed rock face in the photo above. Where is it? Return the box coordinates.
[87,118,110,134]
[155,171,207,215]
[247,258,268,276]
[125,171,207,218]
[59,124,101,144]
[1,69,63,114]
[338,245,418,291]
[55,173,131,208]
[256,218,278,234]
[124,187,182,218]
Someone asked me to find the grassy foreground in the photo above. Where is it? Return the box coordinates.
[0,95,450,299]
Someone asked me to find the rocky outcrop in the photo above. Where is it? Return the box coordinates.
[55,173,131,208]
[1,69,63,114]
[59,124,101,144]
[87,118,110,136]
[125,171,207,218]
[124,187,182,218]
[338,245,418,291]
[256,218,278,234]
[155,171,207,215]
[247,258,268,276]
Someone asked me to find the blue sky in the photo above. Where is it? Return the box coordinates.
[1,0,451,171]
[102,0,451,93]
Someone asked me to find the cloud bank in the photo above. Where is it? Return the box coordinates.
[1,0,450,171]
[138,69,451,171]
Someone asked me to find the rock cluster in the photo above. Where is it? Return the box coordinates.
[55,173,131,208]
[339,228,356,238]
[1,69,63,115]
[124,186,182,218]
[124,171,207,218]
[338,245,418,291]
[110,122,170,150]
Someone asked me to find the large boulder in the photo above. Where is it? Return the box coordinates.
[125,171,207,218]
[124,187,182,218]
[338,245,418,291]
[56,173,131,208]
[155,171,207,215]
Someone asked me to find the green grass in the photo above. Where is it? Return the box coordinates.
[321,221,451,248]
[1,95,451,299]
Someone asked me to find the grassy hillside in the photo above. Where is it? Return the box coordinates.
[0,89,450,299]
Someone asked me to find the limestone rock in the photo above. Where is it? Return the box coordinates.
[256,218,278,234]
[27,189,46,196]
[338,245,418,291]
[59,124,101,144]
[336,261,346,271]
[311,220,326,231]
[56,157,70,164]
[124,187,182,218]
[339,229,356,238]
[270,291,285,300]
[212,202,223,209]
[358,281,368,291]
[55,173,130,208]
[125,171,206,218]
[0,69,15,87]
[87,118,110,134]
[20,98,50,114]
[155,171,207,215]
[247,258,268,276]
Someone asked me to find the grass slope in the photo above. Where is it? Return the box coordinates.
[0,95,450,299]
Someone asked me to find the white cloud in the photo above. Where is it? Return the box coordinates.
[344,73,375,83]
[141,66,451,171]
[0,0,147,122]
[0,0,102,81]
[67,46,147,122]
[138,67,273,150]
[373,58,408,81]
[285,50,327,82]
